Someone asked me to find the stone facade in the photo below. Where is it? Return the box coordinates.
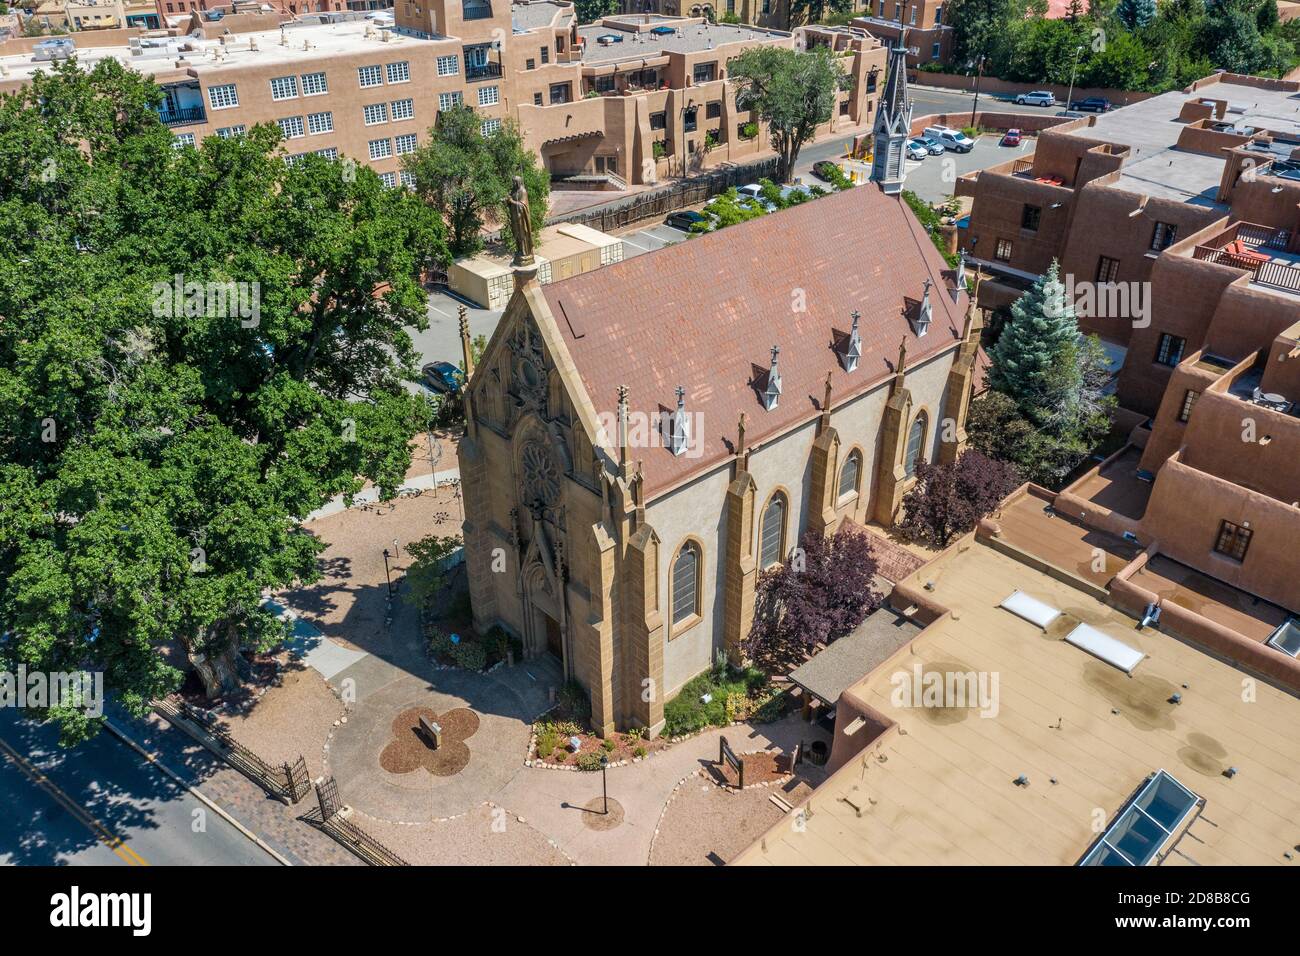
[459,188,981,735]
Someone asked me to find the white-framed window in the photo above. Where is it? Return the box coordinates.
[277,116,305,139]
[307,111,334,135]
[478,85,499,107]
[399,169,416,188]
[284,152,307,167]
[390,98,414,121]
[363,102,388,125]
[385,60,410,84]
[368,138,393,160]
[438,91,462,111]
[358,64,383,88]
[301,71,328,95]
[270,75,299,100]
[216,125,245,138]
[172,132,195,149]
[379,171,397,188]
[436,54,459,76]
[208,83,238,109]
[481,118,502,136]
[395,132,418,155]
[315,147,338,160]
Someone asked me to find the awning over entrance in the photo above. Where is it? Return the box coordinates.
[543,130,603,148]
[787,608,923,706]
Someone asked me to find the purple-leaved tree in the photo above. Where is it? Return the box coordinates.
[744,525,882,668]
[896,450,1021,549]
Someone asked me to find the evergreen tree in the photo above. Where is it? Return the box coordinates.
[987,261,1079,422]
[1117,0,1157,28]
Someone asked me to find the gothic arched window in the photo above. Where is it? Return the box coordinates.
[671,542,701,627]
[906,412,928,478]
[759,493,787,569]
[838,450,861,501]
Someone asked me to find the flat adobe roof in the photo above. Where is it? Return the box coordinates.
[1060,80,1300,206]
[733,539,1300,866]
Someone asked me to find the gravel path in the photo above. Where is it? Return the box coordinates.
[220,663,343,779]
[358,803,572,866]
[650,774,819,867]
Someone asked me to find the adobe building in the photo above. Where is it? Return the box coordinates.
[733,503,1300,866]
[950,72,1299,665]
[456,174,982,736]
[956,72,1300,351]
[0,2,887,187]
[851,0,952,68]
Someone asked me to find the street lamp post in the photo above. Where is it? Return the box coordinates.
[1065,44,1084,113]
[382,548,394,597]
[969,54,986,129]
[600,754,609,814]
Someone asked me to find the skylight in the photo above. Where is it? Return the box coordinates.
[1079,771,1200,866]
[1266,618,1300,658]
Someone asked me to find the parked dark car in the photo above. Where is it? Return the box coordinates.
[811,160,841,181]
[1070,97,1113,113]
[422,361,465,394]
[665,209,710,232]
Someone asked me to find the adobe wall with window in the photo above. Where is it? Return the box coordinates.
[960,173,1073,278]
[1140,451,1300,612]
[641,346,957,696]
[1137,351,1226,475]
[1115,246,1243,415]
[1058,182,1221,344]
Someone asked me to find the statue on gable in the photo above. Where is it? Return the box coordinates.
[508,176,535,268]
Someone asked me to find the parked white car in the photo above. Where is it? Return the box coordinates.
[922,126,975,154]
[1015,90,1056,107]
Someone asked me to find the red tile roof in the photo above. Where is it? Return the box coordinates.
[541,184,969,499]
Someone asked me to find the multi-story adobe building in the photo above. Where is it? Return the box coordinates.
[956,70,1300,638]
[0,2,886,189]
[850,0,952,67]
[617,0,953,67]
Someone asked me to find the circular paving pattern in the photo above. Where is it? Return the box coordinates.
[326,670,536,824]
[580,797,625,831]
[379,706,480,776]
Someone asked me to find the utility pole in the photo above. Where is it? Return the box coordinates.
[969,54,986,129]
[1066,44,1084,112]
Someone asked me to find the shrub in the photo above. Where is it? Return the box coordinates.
[652,140,667,160]
[451,640,486,671]
[536,730,558,758]
[752,690,789,723]
[576,752,605,772]
[427,628,453,659]
[600,738,616,753]
[633,746,647,759]
[553,750,567,763]
[724,691,747,724]
[739,121,758,140]
[623,727,644,743]
[553,720,583,738]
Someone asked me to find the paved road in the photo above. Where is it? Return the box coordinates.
[0,707,280,866]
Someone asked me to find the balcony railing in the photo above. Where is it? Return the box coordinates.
[157,105,206,127]
[465,61,502,81]
[1192,222,1299,293]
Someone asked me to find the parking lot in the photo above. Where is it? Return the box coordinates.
[900,131,1035,204]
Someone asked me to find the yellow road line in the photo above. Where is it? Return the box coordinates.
[0,734,149,866]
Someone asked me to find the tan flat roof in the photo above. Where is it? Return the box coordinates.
[733,539,1300,866]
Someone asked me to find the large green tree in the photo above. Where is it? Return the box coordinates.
[403,105,549,257]
[974,262,1114,486]
[727,46,848,183]
[0,59,449,742]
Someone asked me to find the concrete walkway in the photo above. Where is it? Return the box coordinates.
[494,714,820,866]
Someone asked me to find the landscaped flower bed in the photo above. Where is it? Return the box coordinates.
[527,680,668,769]
[661,659,790,739]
